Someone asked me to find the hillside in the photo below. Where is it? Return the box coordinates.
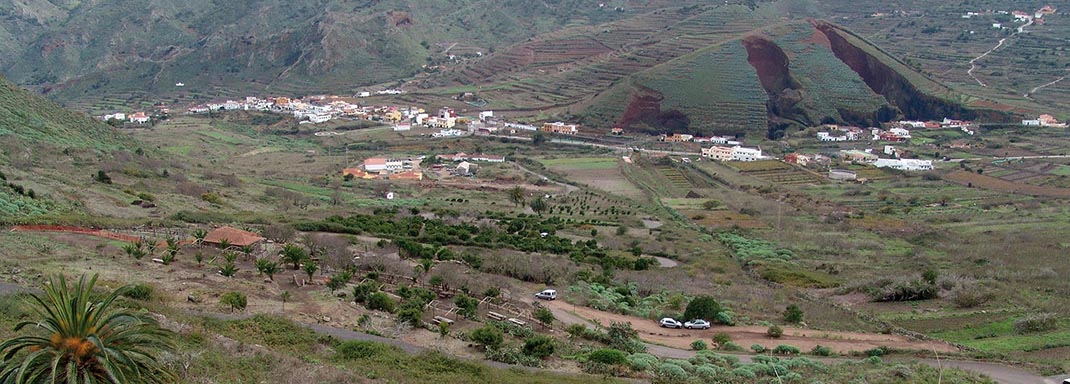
[0,77,128,151]
[0,0,684,110]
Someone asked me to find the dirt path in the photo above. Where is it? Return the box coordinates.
[544,300,957,354]
[968,19,1032,87]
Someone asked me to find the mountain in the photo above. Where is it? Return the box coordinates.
[0,0,681,106]
[0,76,128,151]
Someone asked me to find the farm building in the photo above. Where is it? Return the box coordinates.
[541,122,579,135]
[204,226,265,248]
[873,158,933,171]
[840,150,878,163]
[828,169,857,181]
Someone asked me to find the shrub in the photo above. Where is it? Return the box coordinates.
[730,366,757,380]
[220,291,247,311]
[811,345,832,356]
[772,345,800,355]
[352,281,379,303]
[751,344,767,353]
[783,304,803,324]
[522,335,555,359]
[122,283,153,300]
[712,332,731,345]
[949,287,994,308]
[336,340,397,360]
[767,325,784,338]
[690,340,707,351]
[720,342,744,352]
[654,363,689,384]
[366,292,396,313]
[588,349,627,365]
[865,346,888,357]
[695,365,724,380]
[470,325,504,349]
[565,323,588,338]
[713,311,734,326]
[683,296,722,323]
[1013,313,1057,334]
[627,353,659,372]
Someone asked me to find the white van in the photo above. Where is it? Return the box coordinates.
[534,289,557,300]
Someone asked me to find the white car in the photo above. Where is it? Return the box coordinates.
[659,318,683,328]
[534,289,557,300]
[684,319,711,329]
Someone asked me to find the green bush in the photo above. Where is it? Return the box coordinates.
[720,342,744,352]
[767,325,784,338]
[470,325,504,349]
[751,344,767,353]
[627,353,659,371]
[772,345,800,355]
[366,292,396,313]
[810,345,832,356]
[783,304,803,324]
[690,340,707,351]
[683,295,722,323]
[335,340,398,360]
[712,332,731,345]
[1013,313,1057,334]
[522,335,556,359]
[865,346,888,357]
[122,283,153,300]
[220,291,247,311]
[588,349,627,365]
[654,363,689,384]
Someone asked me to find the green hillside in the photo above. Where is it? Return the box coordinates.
[0,77,128,151]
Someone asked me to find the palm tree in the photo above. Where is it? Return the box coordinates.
[281,244,307,270]
[191,229,207,248]
[530,196,548,216]
[0,274,175,383]
[508,186,525,207]
[302,262,318,282]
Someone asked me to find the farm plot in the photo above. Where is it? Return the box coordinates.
[945,170,1070,198]
[541,157,644,199]
[655,166,694,190]
[680,209,767,229]
[727,160,823,185]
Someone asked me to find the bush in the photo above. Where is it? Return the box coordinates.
[470,326,504,349]
[220,291,247,311]
[767,325,784,338]
[123,283,153,300]
[772,345,800,355]
[627,353,659,372]
[336,340,397,360]
[712,332,731,345]
[810,345,832,356]
[949,287,994,308]
[865,346,888,357]
[720,342,744,352]
[566,323,588,338]
[1013,313,1057,334]
[683,296,722,323]
[522,335,556,359]
[690,340,707,351]
[366,292,396,313]
[588,349,627,365]
[751,344,767,353]
[654,363,689,384]
[783,304,803,324]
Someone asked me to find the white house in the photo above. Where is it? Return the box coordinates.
[898,120,927,129]
[873,158,933,171]
[394,122,412,131]
[358,91,371,98]
[308,113,332,124]
[479,111,494,121]
[731,146,763,162]
[128,112,150,124]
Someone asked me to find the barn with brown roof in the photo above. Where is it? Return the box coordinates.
[203,226,265,248]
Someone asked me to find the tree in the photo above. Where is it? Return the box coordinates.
[530,196,547,216]
[470,326,503,349]
[191,229,208,246]
[366,292,396,313]
[532,132,548,146]
[282,243,308,270]
[534,306,555,328]
[94,170,112,184]
[438,321,451,338]
[508,186,525,207]
[303,261,319,281]
[683,295,723,322]
[218,238,231,251]
[261,260,281,280]
[240,245,255,259]
[0,274,175,383]
[783,304,804,324]
[454,294,479,320]
[219,262,238,277]
[220,292,248,312]
[280,290,291,312]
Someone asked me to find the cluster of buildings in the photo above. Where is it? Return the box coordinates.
[435,152,506,163]
[839,149,933,171]
[1022,114,1067,128]
[659,133,740,145]
[188,95,430,125]
[99,112,151,124]
[343,156,424,181]
[964,5,1056,30]
[701,145,765,162]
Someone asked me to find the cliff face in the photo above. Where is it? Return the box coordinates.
[618,86,692,133]
[742,35,808,138]
[813,21,973,121]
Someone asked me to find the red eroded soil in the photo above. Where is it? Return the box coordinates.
[546,300,958,354]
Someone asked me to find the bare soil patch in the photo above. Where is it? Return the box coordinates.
[945,170,1070,198]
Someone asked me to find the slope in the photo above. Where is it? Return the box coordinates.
[0,77,129,151]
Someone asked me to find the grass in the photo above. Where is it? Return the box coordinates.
[540,157,618,170]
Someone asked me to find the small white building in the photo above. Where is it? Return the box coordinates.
[393,122,412,131]
[308,113,332,124]
[479,111,494,121]
[731,146,763,162]
[873,158,933,171]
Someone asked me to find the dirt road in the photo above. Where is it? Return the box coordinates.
[545,300,956,354]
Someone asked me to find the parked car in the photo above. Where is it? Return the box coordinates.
[1063,379,1070,384]
[534,289,557,300]
[684,319,711,329]
[659,318,683,328]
